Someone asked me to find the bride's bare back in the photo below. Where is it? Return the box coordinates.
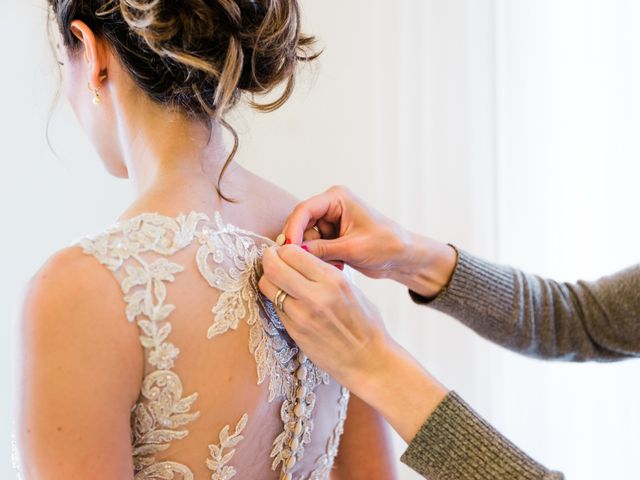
[19,181,395,479]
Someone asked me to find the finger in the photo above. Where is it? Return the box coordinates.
[258,275,307,321]
[258,274,294,307]
[261,247,315,300]
[276,244,336,282]
[302,219,338,243]
[283,191,344,244]
[302,237,353,263]
[258,274,279,302]
[302,226,322,243]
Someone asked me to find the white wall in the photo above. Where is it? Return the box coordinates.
[492,1,640,477]
[2,1,639,478]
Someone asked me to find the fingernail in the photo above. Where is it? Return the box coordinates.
[301,245,310,253]
[275,233,286,246]
[285,238,292,245]
[335,262,344,271]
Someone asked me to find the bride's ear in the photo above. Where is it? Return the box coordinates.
[69,20,109,89]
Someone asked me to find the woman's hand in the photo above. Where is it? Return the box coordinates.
[259,244,389,386]
[283,185,458,299]
[258,245,448,442]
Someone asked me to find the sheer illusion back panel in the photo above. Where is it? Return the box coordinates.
[78,212,348,480]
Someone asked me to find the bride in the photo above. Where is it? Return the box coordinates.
[16,1,395,478]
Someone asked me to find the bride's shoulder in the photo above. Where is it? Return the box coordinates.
[20,245,143,387]
[22,246,112,313]
[19,247,144,448]
[240,171,301,240]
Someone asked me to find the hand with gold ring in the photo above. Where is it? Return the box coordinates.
[258,244,448,443]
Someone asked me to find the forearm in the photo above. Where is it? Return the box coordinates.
[430,252,640,360]
[344,341,563,479]
[393,234,640,361]
[344,340,448,443]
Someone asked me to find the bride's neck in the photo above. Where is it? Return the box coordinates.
[114,99,232,198]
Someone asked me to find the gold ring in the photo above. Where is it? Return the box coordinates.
[276,290,288,313]
[274,288,283,307]
[274,288,289,314]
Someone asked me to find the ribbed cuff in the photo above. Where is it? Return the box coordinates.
[409,249,517,331]
[400,392,564,480]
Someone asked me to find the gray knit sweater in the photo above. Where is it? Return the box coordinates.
[401,249,640,479]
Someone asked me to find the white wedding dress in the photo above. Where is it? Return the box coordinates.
[72,210,349,480]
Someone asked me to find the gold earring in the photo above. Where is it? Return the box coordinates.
[87,82,101,105]
[87,73,108,105]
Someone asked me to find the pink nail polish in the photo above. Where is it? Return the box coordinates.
[335,262,344,271]
[301,245,310,253]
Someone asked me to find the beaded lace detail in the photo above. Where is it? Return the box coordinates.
[308,387,350,480]
[78,211,347,480]
[207,414,249,480]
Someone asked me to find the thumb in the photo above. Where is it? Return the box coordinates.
[303,237,353,262]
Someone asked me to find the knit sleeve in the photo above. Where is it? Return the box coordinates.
[409,250,640,361]
[400,392,564,480]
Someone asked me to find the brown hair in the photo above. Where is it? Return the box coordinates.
[47,0,318,199]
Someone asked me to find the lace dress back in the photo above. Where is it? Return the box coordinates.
[76,211,349,480]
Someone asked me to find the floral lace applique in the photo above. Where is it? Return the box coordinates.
[79,211,347,480]
[131,371,200,471]
[308,387,350,480]
[80,212,208,478]
[206,413,249,480]
[195,212,332,478]
[133,462,194,480]
[195,214,264,340]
